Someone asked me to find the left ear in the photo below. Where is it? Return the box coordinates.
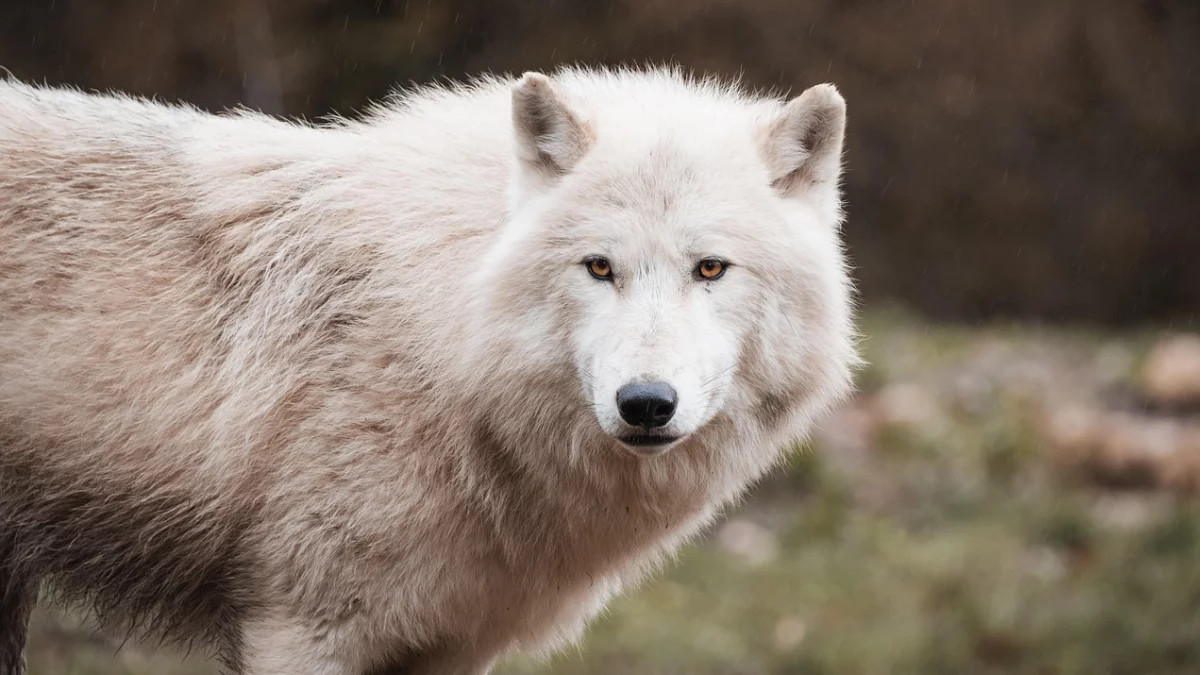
[760,83,847,197]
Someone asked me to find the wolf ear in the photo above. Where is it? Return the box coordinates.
[761,83,846,197]
[511,72,593,178]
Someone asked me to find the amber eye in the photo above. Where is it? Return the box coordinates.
[586,257,613,280]
[696,258,726,280]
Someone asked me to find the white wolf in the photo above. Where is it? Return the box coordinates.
[0,66,858,674]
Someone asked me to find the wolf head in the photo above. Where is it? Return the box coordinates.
[471,68,858,459]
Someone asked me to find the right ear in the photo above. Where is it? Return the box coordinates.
[760,83,847,198]
[511,72,593,179]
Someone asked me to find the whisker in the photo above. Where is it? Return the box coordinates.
[698,365,737,389]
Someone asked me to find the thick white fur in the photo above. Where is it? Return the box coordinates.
[0,66,859,674]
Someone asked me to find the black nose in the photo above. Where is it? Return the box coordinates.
[616,381,678,429]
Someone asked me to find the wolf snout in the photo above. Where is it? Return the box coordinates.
[616,381,678,429]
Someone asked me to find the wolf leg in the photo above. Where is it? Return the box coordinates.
[240,612,357,675]
[0,562,37,675]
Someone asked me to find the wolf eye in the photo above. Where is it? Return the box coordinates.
[586,257,613,281]
[696,258,726,281]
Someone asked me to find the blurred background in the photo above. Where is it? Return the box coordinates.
[4,1,1199,673]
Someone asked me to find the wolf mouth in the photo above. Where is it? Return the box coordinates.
[619,434,681,447]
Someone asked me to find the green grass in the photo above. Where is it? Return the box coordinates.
[27,308,1199,675]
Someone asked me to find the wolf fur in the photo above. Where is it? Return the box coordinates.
[0,66,858,674]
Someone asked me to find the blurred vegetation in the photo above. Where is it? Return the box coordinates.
[1,0,1197,323]
[26,307,1200,674]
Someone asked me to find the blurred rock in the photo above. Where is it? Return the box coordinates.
[716,519,779,567]
[1043,404,1105,468]
[946,370,995,418]
[771,615,808,653]
[1141,334,1200,407]
[873,382,944,430]
[813,402,877,459]
[1090,493,1170,532]
[1043,404,1200,493]
[1022,546,1068,582]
